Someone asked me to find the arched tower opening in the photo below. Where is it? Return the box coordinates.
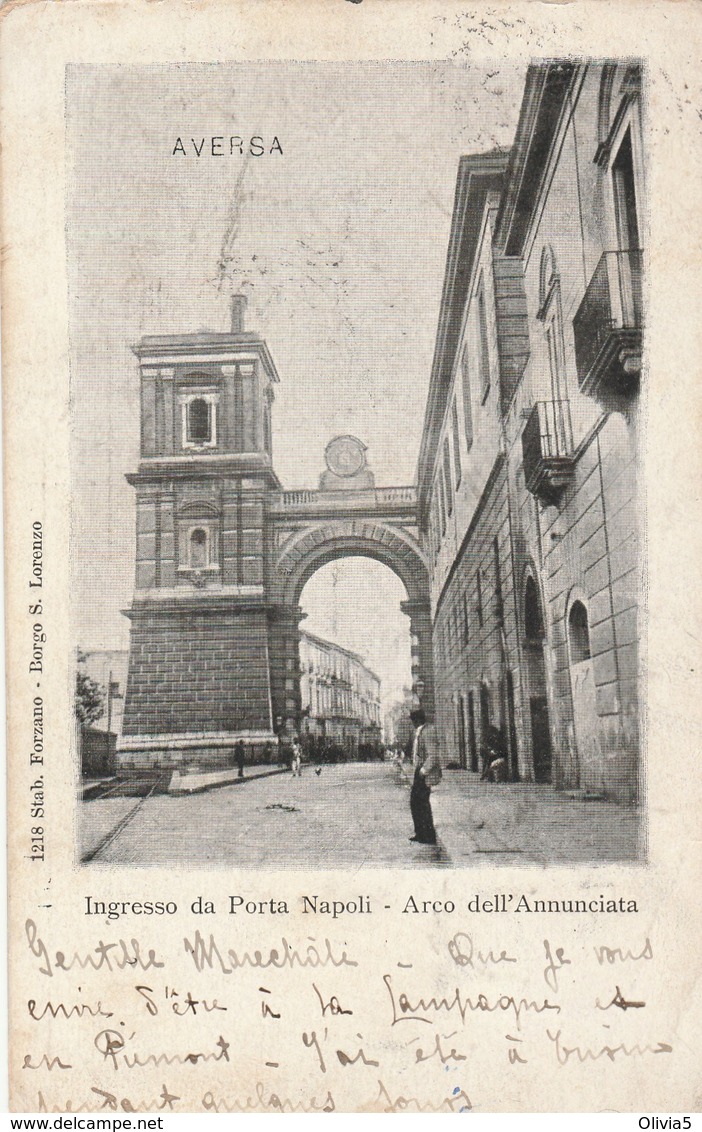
[268,516,433,744]
[295,557,412,762]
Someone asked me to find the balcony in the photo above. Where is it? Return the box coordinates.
[573,250,643,401]
[522,400,575,505]
[271,485,417,512]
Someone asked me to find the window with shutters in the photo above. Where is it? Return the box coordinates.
[451,398,462,487]
[443,437,453,516]
[461,347,474,450]
[477,276,491,403]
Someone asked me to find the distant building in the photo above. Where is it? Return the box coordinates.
[419,62,642,801]
[299,630,382,758]
[384,688,416,753]
[78,649,129,735]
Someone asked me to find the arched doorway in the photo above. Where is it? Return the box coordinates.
[269,518,434,743]
[523,573,552,783]
[567,597,596,787]
[297,557,412,762]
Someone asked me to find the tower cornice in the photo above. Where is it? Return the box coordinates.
[132,333,280,383]
[126,453,282,489]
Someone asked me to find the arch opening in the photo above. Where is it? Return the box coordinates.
[279,536,429,609]
[294,556,414,763]
[270,519,434,755]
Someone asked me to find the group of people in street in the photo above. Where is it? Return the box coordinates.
[279,731,385,774]
[267,708,511,849]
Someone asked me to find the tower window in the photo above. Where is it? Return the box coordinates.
[188,398,211,444]
[190,528,208,569]
[180,391,219,449]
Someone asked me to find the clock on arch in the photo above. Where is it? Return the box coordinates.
[320,435,375,490]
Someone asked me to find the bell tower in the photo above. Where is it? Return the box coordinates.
[118,296,280,769]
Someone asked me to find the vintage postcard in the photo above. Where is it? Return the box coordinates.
[3,0,702,1115]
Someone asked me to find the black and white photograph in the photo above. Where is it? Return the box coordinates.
[72,59,644,869]
[10,0,702,1112]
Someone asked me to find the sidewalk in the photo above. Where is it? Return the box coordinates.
[400,763,642,865]
[169,762,288,793]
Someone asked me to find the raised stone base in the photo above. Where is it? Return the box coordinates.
[116,730,279,771]
[169,763,283,794]
[120,603,276,768]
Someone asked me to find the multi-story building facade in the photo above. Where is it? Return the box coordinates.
[419,62,642,802]
[299,630,382,758]
[384,687,417,753]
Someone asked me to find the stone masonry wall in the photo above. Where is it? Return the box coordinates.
[122,608,273,740]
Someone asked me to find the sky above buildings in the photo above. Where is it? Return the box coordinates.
[68,60,526,710]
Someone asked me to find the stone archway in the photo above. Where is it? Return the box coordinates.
[268,518,434,735]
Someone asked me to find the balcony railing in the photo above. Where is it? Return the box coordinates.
[375,486,417,505]
[280,490,317,505]
[522,400,575,504]
[273,486,417,510]
[573,249,643,399]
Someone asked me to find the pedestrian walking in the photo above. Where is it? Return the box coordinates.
[291,737,303,777]
[236,740,245,779]
[408,708,442,845]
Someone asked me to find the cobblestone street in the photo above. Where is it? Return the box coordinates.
[80,762,642,868]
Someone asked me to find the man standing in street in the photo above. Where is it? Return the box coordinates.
[236,740,245,779]
[409,708,442,845]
